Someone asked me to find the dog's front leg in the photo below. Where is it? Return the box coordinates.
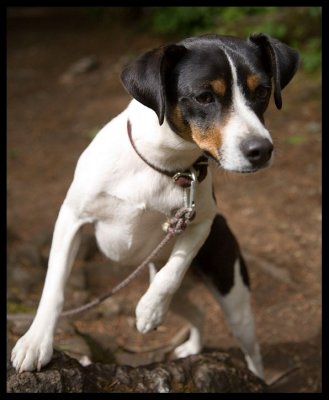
[136,219,212,333]
[11,202,85,372]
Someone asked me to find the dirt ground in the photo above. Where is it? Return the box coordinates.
[7,9,322,393]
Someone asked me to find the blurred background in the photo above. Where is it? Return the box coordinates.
[7,7,322,392]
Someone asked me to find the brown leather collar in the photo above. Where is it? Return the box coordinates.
[127,119,208,188]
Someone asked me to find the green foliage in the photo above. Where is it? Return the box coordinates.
[286,134,307,145]
[146,6,322,73]
[300,37,322,73]
[7,300,34,314]
[78,6,322,73]
[148,7,217,36]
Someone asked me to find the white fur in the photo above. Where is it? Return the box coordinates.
[11,99,216,373]
[173,326,202,358]
[207,258,264,379]
[220,53,273,172]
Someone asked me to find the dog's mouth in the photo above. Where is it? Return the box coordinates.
[222,162,271,174]
[206,155,270,174]
[203,151,271,174]
[221,165,260,174]
[234,167,261,174]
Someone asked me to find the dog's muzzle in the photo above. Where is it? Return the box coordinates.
[239,137,273,168]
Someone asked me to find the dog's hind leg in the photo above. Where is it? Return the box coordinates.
[170,292,204,358]
[193,214,264,379]
[215,256,264,379]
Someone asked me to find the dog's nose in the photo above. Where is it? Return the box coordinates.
[240,137,273,167]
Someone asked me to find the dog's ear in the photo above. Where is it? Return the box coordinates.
[121,44,187,125]
[249,33,300,109]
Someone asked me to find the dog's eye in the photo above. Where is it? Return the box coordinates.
[255,86,270,99]
[195,92,214,104]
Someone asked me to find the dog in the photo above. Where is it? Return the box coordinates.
[11,33,299,379]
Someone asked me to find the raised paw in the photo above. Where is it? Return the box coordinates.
[135,292,171,334]
[11,330,53,373]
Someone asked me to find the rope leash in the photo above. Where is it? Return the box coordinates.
[7,207,195,321]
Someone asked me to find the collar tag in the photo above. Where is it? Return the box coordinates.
[172,172,193,188]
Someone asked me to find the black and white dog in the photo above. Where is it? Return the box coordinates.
[11,33,299,379]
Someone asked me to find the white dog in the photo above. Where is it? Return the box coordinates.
[11,33,299,379]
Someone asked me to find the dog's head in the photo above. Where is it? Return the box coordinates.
[121,33,299,173]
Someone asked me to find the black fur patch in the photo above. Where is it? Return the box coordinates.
[193,214,250,296]
[239,253,251,289]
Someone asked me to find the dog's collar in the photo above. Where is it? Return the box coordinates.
[127,119,208,188]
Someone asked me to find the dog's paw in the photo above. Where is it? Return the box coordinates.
[135,292,170,334]
[174,339,202,359]
[244,344,264,380]
[11,330,53,373]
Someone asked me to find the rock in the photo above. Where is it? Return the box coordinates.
[7,350,267,393]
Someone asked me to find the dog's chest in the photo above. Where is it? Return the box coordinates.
[89,180,184,266]
[69,109,213,266]
[95,209,170,265]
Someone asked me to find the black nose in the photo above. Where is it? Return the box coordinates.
[240,137,273,167]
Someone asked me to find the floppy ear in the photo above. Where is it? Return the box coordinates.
[121,44,187,125]
[249,33,300,109]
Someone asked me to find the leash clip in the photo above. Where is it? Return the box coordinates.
[184,168,197,211]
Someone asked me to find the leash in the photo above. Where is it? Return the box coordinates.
[7,120,208,321]
[7,207,196,321]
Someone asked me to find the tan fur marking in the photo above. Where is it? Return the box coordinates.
[191,124,223,160]
[210,79,226,96]
[247,74,260,91]
[172,105,193,142]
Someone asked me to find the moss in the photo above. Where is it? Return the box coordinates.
[7,301,35,314]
